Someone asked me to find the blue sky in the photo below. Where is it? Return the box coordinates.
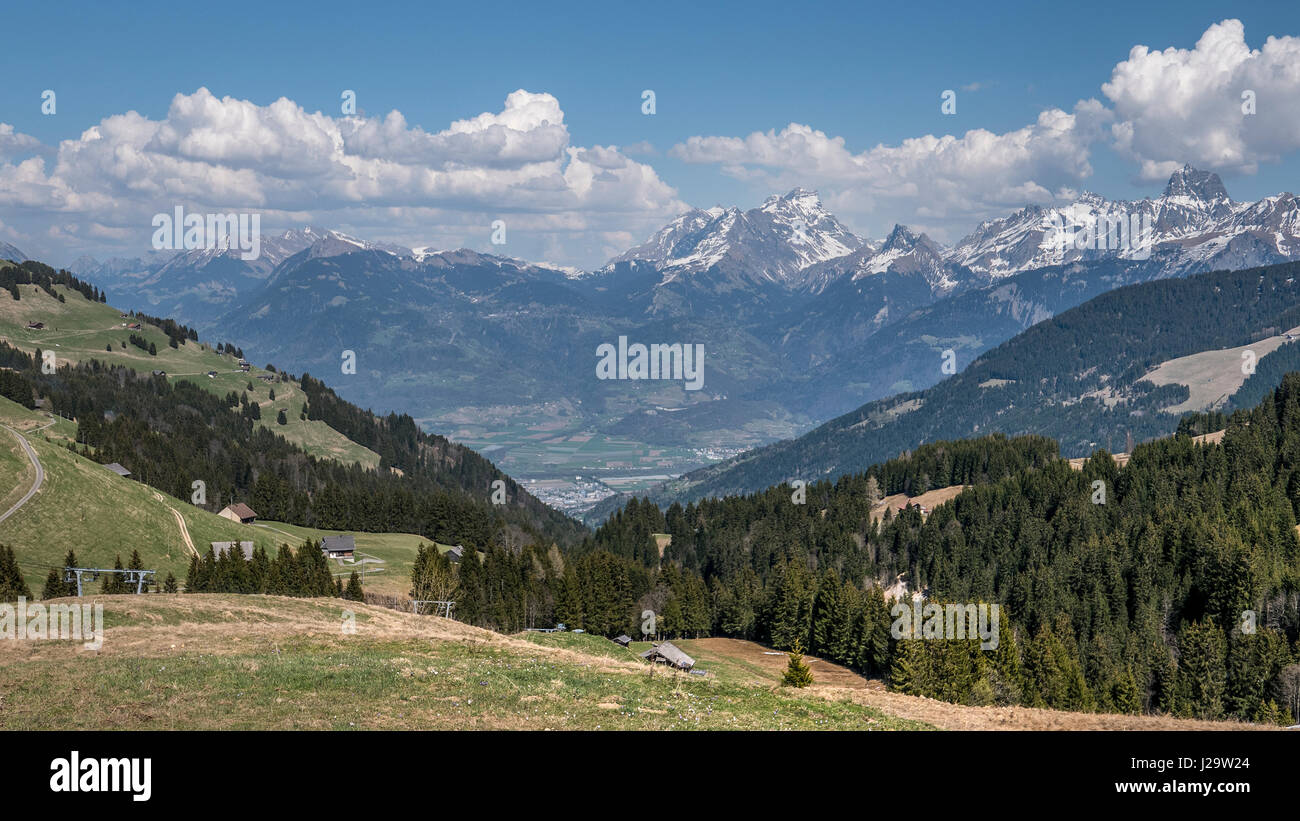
[3,0,1300,266]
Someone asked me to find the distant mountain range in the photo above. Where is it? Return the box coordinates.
[31,166,1300,490]
[614,258,1300,517]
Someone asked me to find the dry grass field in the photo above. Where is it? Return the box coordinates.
[667,638,1275,731]
[870,484,967,523]
[0,595,931,731]
[1141,326,1300,414]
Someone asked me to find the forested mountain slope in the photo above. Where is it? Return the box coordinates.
[575,384,1300,723]
[0,259,583,550]
[646,259,1300,508]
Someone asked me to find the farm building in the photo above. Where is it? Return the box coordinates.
[25,321,44,330]
[612,634,632,647]
[211,541,255,560]
[641,642,695,671]
[445,544,464,563]
[320,534,356,559]
[103,462,131,478]
[217,503,258,524]
[152,370,167,377]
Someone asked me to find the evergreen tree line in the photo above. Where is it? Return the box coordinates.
[297,373,564,535]
[0,367,34,409]
[184,539,363,600]
[406,538,713,639]
[122,310,198,348]
[0,259,105,304]
[127,333,155,355]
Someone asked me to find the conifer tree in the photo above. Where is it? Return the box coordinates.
[249,547,270,593]
[456,546,486,625]
[891,637,934,696]
[42,568,68,600]
[102,555,126,594]
[0,545,32,601]
[810,568,841,656]
[857,587,892,676]
[1177,619,1227,720]
[345,571,363,601]
[782,639,814,688]
[163,573,178,593]
[1112,668,1142,715]
[128,549,146,593]
[988,608,1022,705]
[184,554,202,593]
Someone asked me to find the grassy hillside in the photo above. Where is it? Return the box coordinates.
[0,279,379,469]
[0,594,932,730]
[0,265,583,600]
[0,394,456,596]
[0,396,286,591]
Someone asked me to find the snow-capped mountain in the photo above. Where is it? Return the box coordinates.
[152,226,326,278]
[605,207,726,268]
[851,224,967,293]
[0,239,26,262]
[948,165,1300,277]
[276,228,413,267]
[792,223,972,315]
[604,188,868,292]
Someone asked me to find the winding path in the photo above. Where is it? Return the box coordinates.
[0,424,45,524]
[153,491,199,557]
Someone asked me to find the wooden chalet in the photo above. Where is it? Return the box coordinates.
[320,534,356,559]
[218,502,258,524]
[640,641,695,671]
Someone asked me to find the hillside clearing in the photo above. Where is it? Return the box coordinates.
[0,282,379,469]
[870,484,966,523]
[1141,326,1300,414]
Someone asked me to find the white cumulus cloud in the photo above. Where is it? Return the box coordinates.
[671,101,1110,242]
[0,88,684,267]
[1103,19,1300,180]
